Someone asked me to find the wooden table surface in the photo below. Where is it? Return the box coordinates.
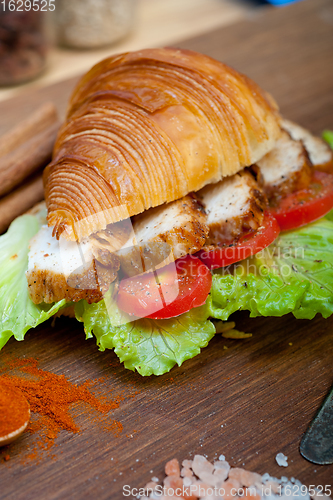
[1,0,333,497]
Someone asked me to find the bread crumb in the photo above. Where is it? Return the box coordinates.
[222,329,252,339]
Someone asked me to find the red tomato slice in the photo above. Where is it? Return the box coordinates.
[117,255,212,320]
[197,212,280,270]
[269,170,333,231]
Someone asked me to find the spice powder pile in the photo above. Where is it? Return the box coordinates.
[0,357,124,463]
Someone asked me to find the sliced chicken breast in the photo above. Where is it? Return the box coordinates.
[196,170,267,246]
[27,169,270,301]
[256,130,312,201]
[282,119,333,172]
[27,195,208,299]
[27,225,118,304]
[118,195,209,276]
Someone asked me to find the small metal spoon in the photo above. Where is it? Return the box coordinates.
[300,383,333,465]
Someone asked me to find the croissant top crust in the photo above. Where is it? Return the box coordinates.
[44,48,281,240]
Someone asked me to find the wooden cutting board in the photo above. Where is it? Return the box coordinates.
[1,0,333,497]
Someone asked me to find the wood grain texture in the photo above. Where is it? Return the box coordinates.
[0,174,44,234]
[0,0,333,497]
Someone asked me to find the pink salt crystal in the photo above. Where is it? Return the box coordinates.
[245,489,261,500]
[229,468,262,487]
[188,480,214,498]
[184,488,199,500]
[164,475,183,490]
[197,471,221,487]
[228,468,243,482]
[264,480,280,494]
[214,460,230,473]
[192,455,214,478]
[223,490,240,500]
[181,467,193,478]
[144,481,159,491]
[222,478,242,500]
[165,458,181,477]
[162,490,198,500]
[213,467,229,481]
[160,496,183,500]
[183,476,193,487]
[162,476,197,500]
[182,487,198,500]
[163,481,197,500]
[182,459,193,469]
[226,478,241,488]
[254,481,264,493]
[242,470,262,487]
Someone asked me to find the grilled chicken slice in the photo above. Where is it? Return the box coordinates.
[27,170,268,300]
[281,119,333,173]
[255,130,312,201]
[119,195,209,276]
[27,194,208,299]
[196,170,267,246]
[27,225,119,304]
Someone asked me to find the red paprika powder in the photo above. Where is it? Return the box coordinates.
[0,356,125,462]
[0,383,30,443]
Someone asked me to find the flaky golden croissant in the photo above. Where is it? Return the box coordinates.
[44,48,281,240]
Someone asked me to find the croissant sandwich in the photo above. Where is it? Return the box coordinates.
[1,48,333,376]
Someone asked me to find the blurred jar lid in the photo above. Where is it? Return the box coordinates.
[55,0,136,49]
[266,0,303,5]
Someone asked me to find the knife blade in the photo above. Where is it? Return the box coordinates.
[300,383,333,465]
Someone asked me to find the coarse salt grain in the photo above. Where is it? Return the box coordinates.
[199,471,221,487]
[213,467,229,481]
[165,458,180,476]
[192,455,214,478]
[139,454,322,500]
[145,481,158,489]
[214,459,230,473]
[275,452,288,467]
[181,466,193,478]
[229,467,262,487]
[183,476,192,487]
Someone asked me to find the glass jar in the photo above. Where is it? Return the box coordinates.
[55,0,136,49]
[0,7,48,86]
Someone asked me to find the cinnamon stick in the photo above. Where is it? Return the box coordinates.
[0,122,59,197]
[0,101,59,198]
[0,174,44,234]
[0,102,58,157]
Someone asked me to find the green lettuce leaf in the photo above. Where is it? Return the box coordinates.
[323,130,333,150]
[75,215,333,374]
[75,291,215,376]
[325,209,333,222]
[209,217,333,321]
[0,214,66,349]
